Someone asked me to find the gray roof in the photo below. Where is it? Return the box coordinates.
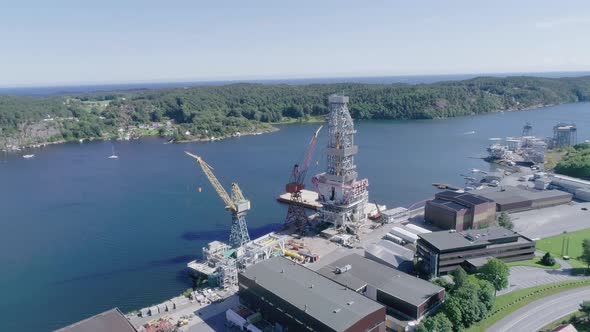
[317,254,443,307]
[464,256,492,268]
[55,308,137,332]
[475,186,571,205]
[418,227,521,252]
[240,256,383,332]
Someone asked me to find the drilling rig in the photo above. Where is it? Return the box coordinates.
[284,125,323,228]
[185,152,251,248]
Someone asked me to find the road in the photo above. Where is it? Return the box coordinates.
[488,286,590,332]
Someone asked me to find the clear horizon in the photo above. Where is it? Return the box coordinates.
[2,0,590,87]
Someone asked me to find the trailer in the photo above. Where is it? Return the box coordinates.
[404,224,431,234]
[390,227,419,244]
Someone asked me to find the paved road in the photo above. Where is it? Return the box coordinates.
[488,286,590,332]
[499,254,584,295]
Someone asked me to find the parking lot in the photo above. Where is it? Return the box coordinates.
[511,201,590,239]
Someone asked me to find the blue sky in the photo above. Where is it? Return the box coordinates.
[1,0,589,86]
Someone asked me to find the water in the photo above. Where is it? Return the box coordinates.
[0,102,589,331]
[2,71,589,96]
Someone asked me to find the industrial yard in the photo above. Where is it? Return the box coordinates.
[121,100,588,332]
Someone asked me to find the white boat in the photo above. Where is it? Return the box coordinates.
[23,154,35,159]
[108,147,118,159]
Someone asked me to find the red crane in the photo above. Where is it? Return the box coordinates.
[285,125,323,228]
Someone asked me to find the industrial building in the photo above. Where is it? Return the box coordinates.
[550,174,590,202]
[55,308,137,332]
[416,227,535,277]
[318,254,445,321]
[313,95,369,234]
[475,186,573,212]
[238,256,386,332]
[424,191,496,231]
[365,239,414,272]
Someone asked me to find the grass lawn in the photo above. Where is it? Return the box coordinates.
[506,257,560,269]
[465,279,590,332]
[536,228,590,274]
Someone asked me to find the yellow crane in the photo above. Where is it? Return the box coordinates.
[185,151,251,248]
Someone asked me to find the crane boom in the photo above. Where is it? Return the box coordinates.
[185,151,236,211]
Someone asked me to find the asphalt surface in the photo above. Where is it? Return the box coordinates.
[488,286,590,332]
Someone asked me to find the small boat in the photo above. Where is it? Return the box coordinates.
[23,154,35,159]
[463,131,476,135]
[108,146,118,159]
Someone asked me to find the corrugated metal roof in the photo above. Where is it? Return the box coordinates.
[240,257,383,331]
[318,254,443,307]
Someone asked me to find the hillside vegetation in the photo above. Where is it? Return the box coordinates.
[555,143,590,179]
[2,75,590,149]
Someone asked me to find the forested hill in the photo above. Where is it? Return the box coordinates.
[2,75,590,149]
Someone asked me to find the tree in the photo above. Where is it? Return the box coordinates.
[580,301,590,319]
[479,258,510,294]
[581,239,590,271]
[433,277,454,293]
[497,212,514,230]
[541,252,556,266]
[416,313,454,332]
[475,279,495,310]
[443,297,464,331]
[451,267,468,290]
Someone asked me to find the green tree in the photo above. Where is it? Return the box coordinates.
[433,278,454,293]
[443,297,464,331]
[479,258,510,294]
[580,301,590,319]
[451,267,468,290]
[416,313,454,332]
[475,279,495,310]
[581,239,590,271]
[541,252,556,266]
[497,212,514,230]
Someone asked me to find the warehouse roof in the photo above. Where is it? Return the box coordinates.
[240,256,383,332]
[475,186,571,205]
[418,227,521,252]
[318,254,444,307]
[55,308,137,332]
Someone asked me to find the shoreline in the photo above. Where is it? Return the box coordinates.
[0,101,580,152]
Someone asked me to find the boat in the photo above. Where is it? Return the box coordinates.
[108,146,118,159]
[463,131,476,135]
[23,154,35,159]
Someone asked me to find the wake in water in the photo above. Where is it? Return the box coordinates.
[462,131,476,135]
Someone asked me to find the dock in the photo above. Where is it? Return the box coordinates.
[276,189,322,210]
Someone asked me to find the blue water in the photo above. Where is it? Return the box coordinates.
[0,102,589,331]
[1,71,589,96]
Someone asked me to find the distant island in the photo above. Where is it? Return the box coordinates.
[2,75,590,150]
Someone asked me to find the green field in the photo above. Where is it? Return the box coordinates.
[506,257,560,270]
[536,229,590,270]
[466,280,590,332]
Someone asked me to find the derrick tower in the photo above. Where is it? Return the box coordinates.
[312,95,368,233]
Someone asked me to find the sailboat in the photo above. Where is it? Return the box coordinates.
[108,146,118,159]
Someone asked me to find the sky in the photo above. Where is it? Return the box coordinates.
[1,0,590,87]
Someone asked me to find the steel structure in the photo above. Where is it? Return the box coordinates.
[185,152,251,248]
[284,125,323,228]
[553,123,577,148]
[312,95,368,233]
[522,122,533,137]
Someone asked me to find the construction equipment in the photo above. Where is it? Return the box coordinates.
[185,152,251,248]
[284,125,323,228]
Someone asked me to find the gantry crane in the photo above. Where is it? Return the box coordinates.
[285,125,323,228]
[185,152,251,248]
